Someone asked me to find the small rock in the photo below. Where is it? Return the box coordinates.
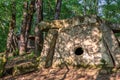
[49,69,57,74]
[99,69,107,74]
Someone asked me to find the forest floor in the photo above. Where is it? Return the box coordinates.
[1,66,120,80]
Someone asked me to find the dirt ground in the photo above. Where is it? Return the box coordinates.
[1,66,120,80]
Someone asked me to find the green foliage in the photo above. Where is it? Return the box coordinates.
[100,59,107,66]
[43,0,82,20]
[0,0,120,52]
[61,0,83,18]
[0,54,6,77]
[115,33,120,37]
[102,0,120,23]
[0,0,10,52]
[25,52,35,59]
[43,0,56,20]
[13,48,19,56]
[0,27,8,52]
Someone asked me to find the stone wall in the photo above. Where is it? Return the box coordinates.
[40,24,113,67]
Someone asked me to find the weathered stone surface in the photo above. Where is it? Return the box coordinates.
[45,29,58,68]
[3,54,38,76]
[38,15,101,30]
[40,23,115,67]
[116,36,120,43]
[100,23,120,67]
[39,16,120,68]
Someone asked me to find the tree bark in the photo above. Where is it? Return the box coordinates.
[35,0,43,56]
[25,0,35,48]
[2,0,16,77]
[83,0,87,15]
[19,0,35,55]
[94,0,98,15]
[54,0,62,19]
[19,1,28,55]
[7,0,16,53]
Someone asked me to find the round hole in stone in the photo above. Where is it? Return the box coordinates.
[74,47,84,55]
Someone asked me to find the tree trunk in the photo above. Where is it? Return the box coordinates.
[54,0,62,19]
[45,0,62,68]
[7,0,16,53]
[19,1,28,55]
[35,0,43,56]
[83,0,87,15]
[19,0,35,55]
[2,0,16,77]
[25,0,35,50]
[94,0,98,15]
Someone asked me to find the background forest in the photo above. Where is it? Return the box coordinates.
[1,0,120,79]
[0,0,120,52]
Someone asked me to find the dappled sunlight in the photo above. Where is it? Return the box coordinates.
[3,66,120,80]
[1,0,120,79]
[38,16,120,71]
[2,15,120,80]
[40,20,111,67]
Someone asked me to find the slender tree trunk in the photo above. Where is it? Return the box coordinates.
[7,0,16,53]
[35,0,43,56]
[92,0,99,15]
[19,0,35,55]
[54,0,62,19]
[83,0,87,15]
[19,1,28,55]
[45,0,62,68]
[25,0,35,49]
[3,0,16,76]
[95,0,99,15]
[7,0,16,52]
[105,0,111,19]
